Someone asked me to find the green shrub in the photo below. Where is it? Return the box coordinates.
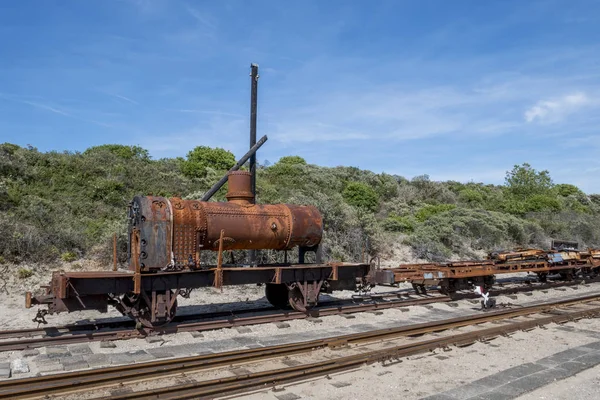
[500,194,563,216]
[342,182,380,212]
[505,163,553,199]
[91,178,126,205]
[459,188,484,205]
[408,208,539,260]
[84,144,150,161]
[277,155,307,165]
[590,194,600,206]
[415,204,456,222]
[554,183,583,197]
[2,141,600,265]
[180,146,235,178]
[61,251,78,262]
[525,194,562,212]
[382,215,415,233]
[372,173,399,201]
[17,268,33,279]
[266,158,308,183]
[405,235,452,262]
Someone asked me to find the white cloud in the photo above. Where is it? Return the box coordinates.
[524,92,590,123]
[110,93,139,105]
[430,168,508,184]
[269,121,369,143]
[138,114,247,156]
[0,93,115,128]
[176,109,245,118]
[185,5,216,30]
[19,100,71,117]
[265,84,524,145]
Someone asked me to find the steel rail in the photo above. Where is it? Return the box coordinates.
[1,277,595,352]
[112,304,600,400]
[1,293,599,400]
[0,295,450,352]
[0,305,282,340]
[0,289,428,342]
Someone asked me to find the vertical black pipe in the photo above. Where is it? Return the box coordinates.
[249,63,259,265]
[249,63,259,202]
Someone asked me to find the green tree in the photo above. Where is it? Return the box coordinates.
[505,163,553,199]
[459,188,484,205]
[525,194,562,212]
[265,156,309,188]
[415,204,456,222]
[555,183,582,197]
[276,155,307,165]
[382,215,415,233]
[84,144,150,161]
[342,182,379,212]
[180,146,236,178]
[0,143,27,178]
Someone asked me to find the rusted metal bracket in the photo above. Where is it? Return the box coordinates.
[113,233,118,271]
[131,228,142,295]
[54,273,69,299]
[213,229,225,290]
[329,264,338,281]
[295,279,324,308]
[25,291,32,309]
[32,309,48,325]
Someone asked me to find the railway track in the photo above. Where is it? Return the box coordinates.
[1,293,599,399]
[0,293,449,352]
[0,303,284,341]
[0,278,593,353]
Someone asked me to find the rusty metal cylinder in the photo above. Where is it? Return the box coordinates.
[128,172,323,270]
[226,171,254,204]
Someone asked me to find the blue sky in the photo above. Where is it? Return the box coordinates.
[1,1,599,192]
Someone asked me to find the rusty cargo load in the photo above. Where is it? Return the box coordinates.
[128,171,323,271]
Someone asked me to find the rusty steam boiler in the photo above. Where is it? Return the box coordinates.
[128,171,323,271]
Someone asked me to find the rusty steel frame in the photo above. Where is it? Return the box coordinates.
[28,262,370,314]
[31,243,600,318]
[381,249,600,285]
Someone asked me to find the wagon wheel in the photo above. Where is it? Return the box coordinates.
[265,283,289,308]
[288,286,311,313]
[559,271,574,281]
[124,290,178,329]
[439,279,456,297]
[138,297,177,329]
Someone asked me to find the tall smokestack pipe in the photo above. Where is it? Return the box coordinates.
[249,63,259,201]
[249,63,259,265]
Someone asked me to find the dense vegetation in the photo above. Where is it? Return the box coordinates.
[1,142,599,266]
